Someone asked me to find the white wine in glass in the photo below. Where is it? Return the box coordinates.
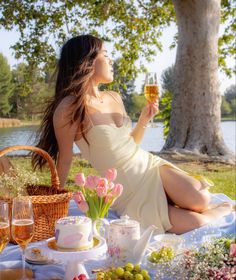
[12,197,34,280]
[0,201,10,254]
[144,72,159,127]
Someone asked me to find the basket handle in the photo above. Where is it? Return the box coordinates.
[0,145,60,190]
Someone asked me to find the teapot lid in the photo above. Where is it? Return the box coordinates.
[111,215,139,228]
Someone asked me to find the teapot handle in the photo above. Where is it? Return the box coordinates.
[93,218,109,238]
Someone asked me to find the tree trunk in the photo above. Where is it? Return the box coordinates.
[163,0,234,162]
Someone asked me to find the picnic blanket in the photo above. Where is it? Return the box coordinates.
[1,193,235,280]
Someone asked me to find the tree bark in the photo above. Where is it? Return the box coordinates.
[163,0,234,162]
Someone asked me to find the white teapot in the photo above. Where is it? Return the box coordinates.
[93,215,157,265]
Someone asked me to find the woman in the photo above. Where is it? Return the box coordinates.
[32,35,233,234]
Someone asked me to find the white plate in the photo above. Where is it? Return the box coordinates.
[40,235,107,264]
[149,234,184,253]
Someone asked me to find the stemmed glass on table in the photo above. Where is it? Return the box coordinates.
[0,201,10,254]
[144,72,159,127]
[12,197,34,280]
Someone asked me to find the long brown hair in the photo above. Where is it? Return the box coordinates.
[32,35,103,169]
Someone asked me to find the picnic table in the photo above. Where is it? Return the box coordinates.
[0,194,235,280]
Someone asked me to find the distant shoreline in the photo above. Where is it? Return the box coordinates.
[0,118,40,128]
[0,117,235,128]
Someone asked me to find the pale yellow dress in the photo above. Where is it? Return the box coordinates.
[75,111,185,233]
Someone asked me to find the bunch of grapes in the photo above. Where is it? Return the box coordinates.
[95,263,151,280]
[148,246,175,264]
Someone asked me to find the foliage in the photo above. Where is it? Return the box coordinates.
[224,84,236,103]
[10,62,54,119]
[128,93,146,120]
[221,96,232,116]
[219,0,236,77]
[159,91,172,138]
[160,65,175,94]
[158,65,174,138]
[221,85,236,118]
[0,53,13,116]
[0,0,234,80]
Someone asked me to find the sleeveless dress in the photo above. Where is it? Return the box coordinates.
[75,95,184,233]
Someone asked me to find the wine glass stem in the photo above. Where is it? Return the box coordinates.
[22,248,26,279]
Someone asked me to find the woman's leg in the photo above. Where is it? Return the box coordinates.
[167,203,233,234]
[160,165,211,212]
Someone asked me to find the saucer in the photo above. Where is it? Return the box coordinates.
[25,247,50,265]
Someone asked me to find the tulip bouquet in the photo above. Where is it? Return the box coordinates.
[73,168,123,220]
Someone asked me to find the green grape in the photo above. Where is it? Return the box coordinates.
[124,270,134,279]
[134,264,141,273]
[96,272,105,280]
[149,246,175,263]
[115,267,125,277]
[225,239,231,249]
[125,263,134,272]
[134,274,143,280]
[141,270,149,278]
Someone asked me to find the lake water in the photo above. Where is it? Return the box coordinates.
[0,122,235,155]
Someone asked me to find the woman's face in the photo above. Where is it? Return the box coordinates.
[91,45,113,84]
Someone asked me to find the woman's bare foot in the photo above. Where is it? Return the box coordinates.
[202,202,234,220]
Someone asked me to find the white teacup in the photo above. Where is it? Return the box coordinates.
[55,216,93,250]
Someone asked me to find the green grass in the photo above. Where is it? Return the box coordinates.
[177,162,236,199]
[9,156,236,199]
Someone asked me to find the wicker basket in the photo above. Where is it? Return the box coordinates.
[0,145,73,243]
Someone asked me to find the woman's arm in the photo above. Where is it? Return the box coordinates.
[53,97,78,189]
[131,101,159,144]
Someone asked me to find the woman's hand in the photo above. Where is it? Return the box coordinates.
[138,100,159,126]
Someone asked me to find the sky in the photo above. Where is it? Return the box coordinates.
[0,23,234,94]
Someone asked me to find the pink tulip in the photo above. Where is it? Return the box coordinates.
[110,183,123,197]
[105,193,114,204]
[73,191,89,213]
[75,173,86,186]
[77,201,89,213]
[229,243,236,257]
[73,191,86,204]
[96,178,108,197]
[105,168,117,182]
[85,175,97,189]
[108,182,115,190]
[96,186,107,198]
[97,178,108,188]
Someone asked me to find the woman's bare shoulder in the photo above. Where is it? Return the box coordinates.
[54,96,75,113]
[53,96,76,123]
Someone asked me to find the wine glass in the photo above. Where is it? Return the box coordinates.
[144,72,159,127]
[12,197,34,280]
[0,201,10,254]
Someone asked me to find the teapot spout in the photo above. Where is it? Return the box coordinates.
[133,225,157,264]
